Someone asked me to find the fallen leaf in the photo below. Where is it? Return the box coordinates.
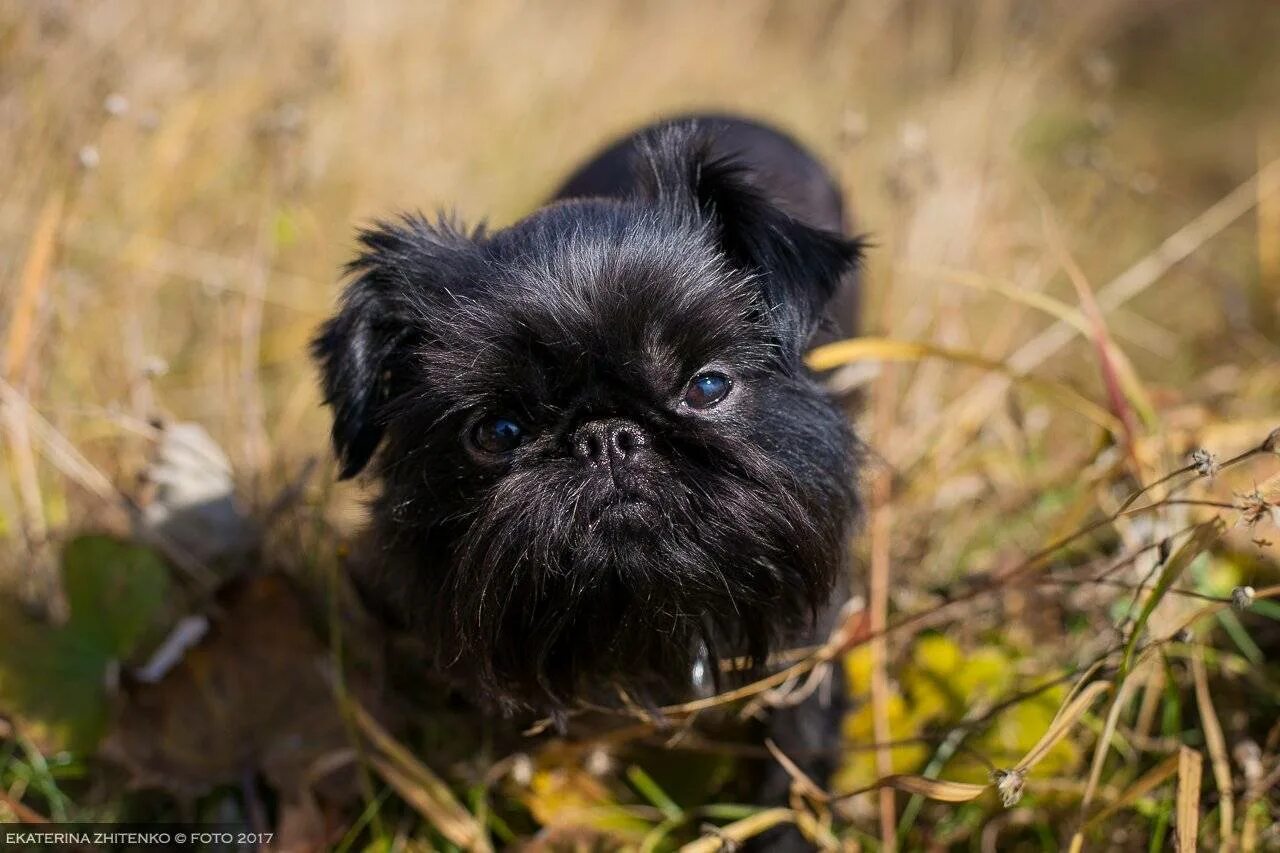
[517,765,652,841]
[0,536,171,751]
[102,574,359,805]
[62,535,172,657]
[139,422,257,565]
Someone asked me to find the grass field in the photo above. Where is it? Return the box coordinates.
[2,1,1280,849]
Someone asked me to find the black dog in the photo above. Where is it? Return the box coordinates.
[313,115,864,823]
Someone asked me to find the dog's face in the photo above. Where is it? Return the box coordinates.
[314,128,864,712]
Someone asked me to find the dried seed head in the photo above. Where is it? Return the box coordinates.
[1190,448,1220,478]
[992,768,1025,808]
[77,144,100,170]
[103,92,130,116]
[509,753,533,787]
[1263,427,1280,454]
[697,824,739,852]
[1231,586,1256,612]
[1234,740,1263,786]
[1237,490,1277,527]
[141,355,169,378]
[584,746,612,777]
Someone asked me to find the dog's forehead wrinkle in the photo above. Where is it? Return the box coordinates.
[442,217,762,374]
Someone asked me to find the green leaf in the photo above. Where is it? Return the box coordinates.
[1120,520,1224,677]
[0,603,111,751]
[626,765,682,820]
[1215,609,1263,663]
[1250,599,1280,621]
[0,536,172,751]
[62,535,171,659]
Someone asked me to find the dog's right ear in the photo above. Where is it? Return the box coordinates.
[311,215,475,479]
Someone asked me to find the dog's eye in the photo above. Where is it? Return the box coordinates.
[683,373,732,409]
[473,416,524,454]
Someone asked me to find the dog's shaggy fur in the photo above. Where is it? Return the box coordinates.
[313,117,863,734]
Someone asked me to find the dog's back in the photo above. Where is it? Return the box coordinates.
[555,114,857,336]
[557,115,844,230]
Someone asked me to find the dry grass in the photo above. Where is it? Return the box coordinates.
[2,0,1280,849]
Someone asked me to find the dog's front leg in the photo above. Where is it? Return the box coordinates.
[749,655,847,852]
[749,592,852,851]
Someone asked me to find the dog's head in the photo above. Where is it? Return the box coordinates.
[313,124,864,712]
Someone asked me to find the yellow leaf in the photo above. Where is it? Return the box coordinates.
[837,774,988,804]
[1015,681,1111,773]
[680,808,794,853]
[844,645,874,697]
[1084,752,1180,829]
[521,768,652,839]
[1176,747,1203,853]
[806,337,1122,435]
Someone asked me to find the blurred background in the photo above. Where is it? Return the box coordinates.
[2,1,1279,850]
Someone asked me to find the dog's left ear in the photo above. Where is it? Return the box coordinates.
[637,124,864,351]
[312,215,475,478]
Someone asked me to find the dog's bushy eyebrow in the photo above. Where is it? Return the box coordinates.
[396,229,768,422]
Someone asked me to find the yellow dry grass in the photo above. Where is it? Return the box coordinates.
[3,1,1280,849]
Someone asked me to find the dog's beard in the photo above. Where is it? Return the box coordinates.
[384,428,852,713]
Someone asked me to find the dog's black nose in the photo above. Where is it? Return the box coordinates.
[572,418,646,473]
